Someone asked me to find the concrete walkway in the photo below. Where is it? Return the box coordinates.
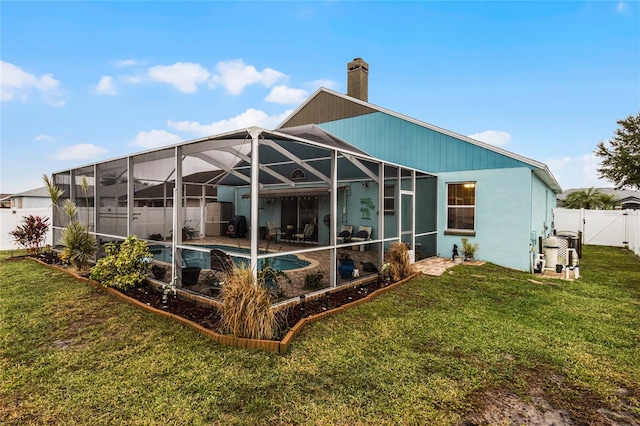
[413,257,485,276]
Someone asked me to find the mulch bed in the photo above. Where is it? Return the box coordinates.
[26,251,398,342]
[122,279,392,341]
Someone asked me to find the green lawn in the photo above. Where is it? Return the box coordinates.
[1,246,638,425]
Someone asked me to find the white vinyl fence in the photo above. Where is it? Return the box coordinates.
[0,207,53,251]
[1,206,204,251]
[553,208,640,256]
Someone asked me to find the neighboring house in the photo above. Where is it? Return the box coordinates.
[557,188,640,210]
[6,187,51,209]
[50,58,561,274]
[0,194,12,209]
[0,188,53,250]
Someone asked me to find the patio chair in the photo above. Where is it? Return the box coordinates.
[351,226,372,250]
[265,221,282,242]
[294,224,314,245]
[336,225,353,244]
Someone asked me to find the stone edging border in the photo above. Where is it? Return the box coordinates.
[23,256,417,354]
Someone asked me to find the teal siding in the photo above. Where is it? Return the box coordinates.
[319,112,532,173]
[438,168,534,271]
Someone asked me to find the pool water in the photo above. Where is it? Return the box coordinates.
[149,244,310,271]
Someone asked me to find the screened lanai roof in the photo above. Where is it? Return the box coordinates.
[55,124,433,191]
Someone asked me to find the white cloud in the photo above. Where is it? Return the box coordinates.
[307,79,339,91]
[468,130,512,147]
[119,75,142,84]
[616,1,628,13]
[115,59,139,67]
[148,62,210,94]
[35,134,54,142]
[168,108,293,136]
[95,76,116,95]
[130,129,182,149]
[265,85,308,104]
[1,61,64,105]
[545,153,614,190]
[209,59,286,95]
[50,144,107,161]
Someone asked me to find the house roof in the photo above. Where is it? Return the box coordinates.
[278,88,562,193]
[6,186,50,199]
[558,187,640,204]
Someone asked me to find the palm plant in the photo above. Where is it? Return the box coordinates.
[561,188,620,210]
[43,174,97,271]
[60,221,97,270]
[598,194,620,210]
[80,175,91,228]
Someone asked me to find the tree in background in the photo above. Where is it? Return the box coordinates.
[595,112,640,190]
[598,193,621,210]
[560,187,619,210]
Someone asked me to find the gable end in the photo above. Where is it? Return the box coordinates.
[280,90,376,129]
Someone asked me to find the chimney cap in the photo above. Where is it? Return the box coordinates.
[347,58,368,102]
[348,57,369,72]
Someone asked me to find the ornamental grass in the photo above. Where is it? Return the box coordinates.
[388,241,415,282]
[220,265,276,340]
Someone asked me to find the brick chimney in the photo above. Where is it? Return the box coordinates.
[347,58,368,102]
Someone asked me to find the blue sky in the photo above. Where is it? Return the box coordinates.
[2,1,638,194]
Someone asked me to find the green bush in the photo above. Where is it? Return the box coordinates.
[303,271,324,290]
[60,221,97,271]
[90,236,152,290]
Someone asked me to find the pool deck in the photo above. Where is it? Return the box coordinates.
[157,235,381,299]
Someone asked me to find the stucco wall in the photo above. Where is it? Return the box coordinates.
[530,172,556,247]
[438,167,533,271]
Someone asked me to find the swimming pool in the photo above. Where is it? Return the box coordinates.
[149,244,310,271]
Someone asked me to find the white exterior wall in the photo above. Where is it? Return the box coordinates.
[20,197,51,209]
[0,207,53,250]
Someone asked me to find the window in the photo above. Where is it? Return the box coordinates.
[383,184,395,215]
[290,168,306,181]
[446,182,475,234]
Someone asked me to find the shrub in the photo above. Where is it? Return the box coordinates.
[258,257,291,300]
[60,221,97,271]
[387,242,414,282]
[460,237,479,260]
[221,265,276,340]
[303,271,325,290]
[90,236,152,290]
[9,215,50,255]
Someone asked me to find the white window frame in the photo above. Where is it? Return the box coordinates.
[445,181,476,236]
[383,184,395,215]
